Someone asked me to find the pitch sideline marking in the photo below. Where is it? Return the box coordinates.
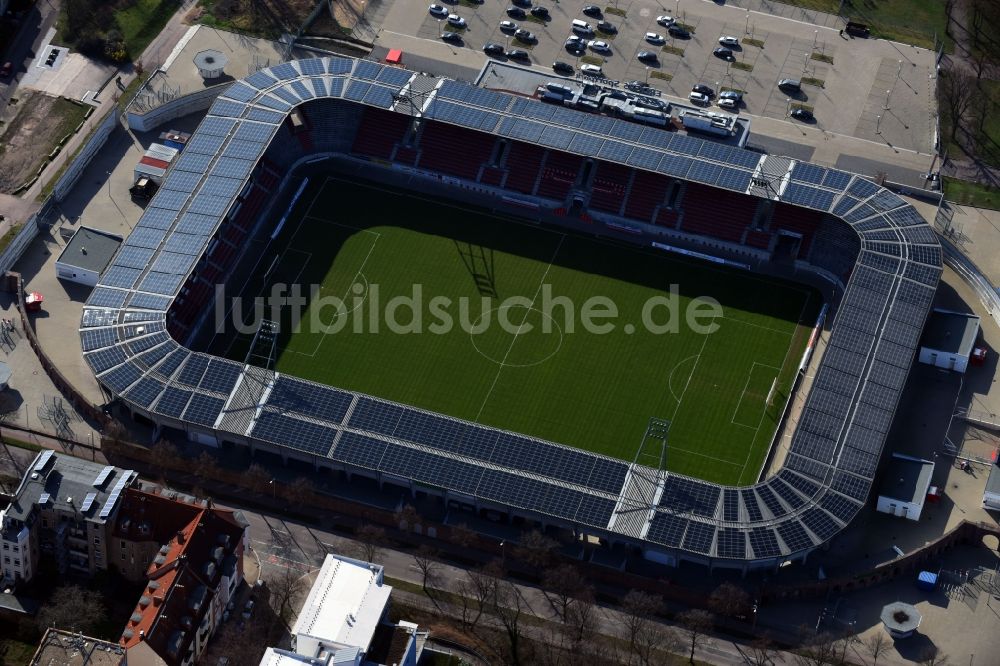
[666,445,744,467]
[731,361,781,428]
[473,234,566,423]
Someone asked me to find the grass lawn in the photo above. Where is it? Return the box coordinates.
[780,0,949,50]
[943,177,1000,211]
[114,0,181,57]
[214,178,817,485]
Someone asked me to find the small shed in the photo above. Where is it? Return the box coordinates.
[918,309,980,373]
[984,463,1000,511]
[876,453,935,521]
[54,227,122,287]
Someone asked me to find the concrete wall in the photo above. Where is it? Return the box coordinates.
[53,111,118,203]
[876,494,923,521]
[54,261,99,287]
[126,84,226,133]
[918,346,967,373]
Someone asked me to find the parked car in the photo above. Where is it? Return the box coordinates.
[656,15,675,26]
[242,599,255,620]
[484,42,505,56]
[512,0,532,6]
[718,35,740,47]
[778,78,801,91]
[582,5,602,17]
[718,97,738,109]
[580,63,604,76]
[692,83,714,96]
[668,24,690,38]
[565,37,586,55]
[636,50,659,64]
[588,40,611,53]
[506,6,526,18]
[719,89,743,101]
[530,6,549,18]
[688,91,710,104]
[632,96,666,111]
[790,107,814,120]
[552,61,574,74]
[499,19,518,31]
[597,20,617,33]
[506,48,530,60]
[447,14,466,27]
[625,80,653,92]
[441,31,462,43]
[429,4,448,17]
[515,28,535,42]
[645,32,665,44]
[713,47,734,60]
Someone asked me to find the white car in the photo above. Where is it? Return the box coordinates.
[719,35,740,47]
[447,14,466,27]
[688,91,709,104]
[580,63,604,76]
[588,40,611,53]
[500,19,518,31]
[429,4,448,17]
[718,97,738,109]
[656,15,674,26]
[645,32,665,45]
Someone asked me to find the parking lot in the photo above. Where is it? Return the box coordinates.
[383,0,936,155]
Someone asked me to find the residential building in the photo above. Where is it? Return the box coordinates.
[117,486,248,666]
[0,451,138,588]
[258,554,426,666]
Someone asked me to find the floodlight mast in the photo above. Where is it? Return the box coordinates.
[245,319,280,370]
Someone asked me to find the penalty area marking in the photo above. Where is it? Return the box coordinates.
[731,361,781,429]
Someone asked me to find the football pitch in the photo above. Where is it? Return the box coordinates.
[215,177,820,485]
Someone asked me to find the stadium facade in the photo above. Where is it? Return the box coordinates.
[80,56,942,570]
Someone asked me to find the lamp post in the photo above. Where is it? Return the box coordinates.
[645,66,650,83]
[105,170,131,230]
[786,97,792,117]
[884,88,891,110]
[269,478,275,499]
[675,0,680,18]
[745,8,750,35]
[896,59,903,83]
[876,114,882,133]
[812,29,818,52]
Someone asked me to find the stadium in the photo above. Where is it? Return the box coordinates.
[80,56,942,571]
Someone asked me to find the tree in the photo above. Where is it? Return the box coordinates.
[269,564,306,627]
[542,564,585,621]
[621,590,663,659]
[515,529,558,569]
[245,463,270,495]
[193,451,220,480]
[563,585,598,643]
[919,646,949,666]
[677,609,713,664]
[450,522,477,549]
[493,579,527,666]
[634,622,679,666]
[865,632,891,666]
[748,635,777,666]
[938,70,976,146]
[149,438,181,472]
[36,585,106,635]
[794,630,837,666]
[412,545,441,595]
[464,560,503,630]
[707,581,752,619]
[353,524,386,563]
[285,476,314,506]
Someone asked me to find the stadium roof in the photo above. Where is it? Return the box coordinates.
[80,56,942,564]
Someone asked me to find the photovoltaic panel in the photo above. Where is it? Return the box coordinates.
[138,271,183,296]
[716,168,753,192]
[211,158,255,181]
[135,342,173,369]
[161,170,202,193]
[723,489,740,522]
[183,393,225,427]
[299,58,325,76]
[187,132,227,156]
[199,175,244,199]
[89,288,128,309]
[248,107,286,124]
[271,85,301,106]
[123,376,165,408]
[125,227,168,250]
[587,458,628,495]
[270,62,300,81]
[646,512,687,547]
[659,476,720,517]
[327,57,353,74]
[626,148,662,171]
[819,492,860,523]
[197,116,238,136]
[776,519,813,552]
[608,120,644,143]
[267,376,352,423]
[376,66,412,87]
[831,471,870,501]
[177,354,210,386]
[127,332,168,355]
[576,494,615,527]
[686,160,723,185]
[748,527,781,558]
[331,430,387,467]
[128,293,171,311]
[151,252,196,276]
[154,349,188,379]
[659,153,692,178]
[139,207,178,230]
[769,477,806,509]
[741,489,763,521]
[822,169,852,190]
[82,308,117,328]
[163,232,207,256]
[669,134,701,156]
[848,177,879,199]
[257,94,292,111]
[790,162,826,184]
[729,149,763,170]
[801,507,840,540]
[779,470,820,499]
[782,183,835,210]
[188,193,233,218]
[716,528,746,559]
[175,151,214,174]
[101,266,142,290]
[102,361,143,393]
[537,125,574,151]
[344,80,371,101]
[598,141,632,162]
[290,80,313,100]
[380,444,482,495]
[349,397,403,435]
[253,412,336,456]
[222,82,257,103]
[81,328,116,352]
[199,359,242,395]
[682,521,714,553]
[754,484,786,518]
[569,133,604,156]
[209,98,246,118]
[245,70,277,89]
[396,409,468,455]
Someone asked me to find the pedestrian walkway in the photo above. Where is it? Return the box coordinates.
[706,0,844,31]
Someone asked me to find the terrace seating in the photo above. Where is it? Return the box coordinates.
[392,144,419,165]
[625,171,672,224]
[745,229,772,250]
[655,207,679,228]
[679,183,757,243]
[537,151,582,201]
[417,121,497,181]
[304,99,364,154]
[479,166,504,187]
[589,162,631,214]
[503,143,546,194]
[770,203,823,256]
[808,215,861,281]
[351,108,412,160]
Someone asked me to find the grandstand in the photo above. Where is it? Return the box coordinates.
[80,56,942,570]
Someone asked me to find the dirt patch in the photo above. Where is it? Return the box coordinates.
[0,92,91,194]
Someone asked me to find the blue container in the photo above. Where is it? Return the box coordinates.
[916,570,937,591]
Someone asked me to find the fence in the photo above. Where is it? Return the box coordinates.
[0,216,42,274]
[934,201,1000,327]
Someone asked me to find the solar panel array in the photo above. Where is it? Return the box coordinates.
[81,56,941,563]
[98,470,133,519]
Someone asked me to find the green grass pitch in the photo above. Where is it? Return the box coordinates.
[217,177,819,485]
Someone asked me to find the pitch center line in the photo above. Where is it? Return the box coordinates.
[473,235,565,423]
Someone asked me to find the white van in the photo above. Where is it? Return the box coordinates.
[572,19,594,35]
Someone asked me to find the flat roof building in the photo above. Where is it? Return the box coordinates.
[983,463,1000,511]
[876,453,935,521]
[30,628,125,666]
[54,226,123,287]
[919,309,980,374]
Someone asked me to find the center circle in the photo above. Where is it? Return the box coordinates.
[469,304,564,368]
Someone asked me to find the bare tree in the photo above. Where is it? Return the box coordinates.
[36,585,106,635]
[794,630,837,666]
[938,70,976,145]
[353,524,387,563]
[748,635,777,666]
[101,418,129,454]
[542,564,585,621]
[493,579,528,666]
[194,451,220,480]
[707,581,752,619]
[464,561,502,630]
[269,564,306,627]
[412,545,441,595]
[919,646,949,666]
[865,632,891,666]
[621,590,663,660]
[563,585,598,643]
[149,438,181,472]
[634,621,679,666]
[245,463,270,495]
[677,609,713,664]
[450,522,477,549]
[515,529,558,569]
[284,476,314,506]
